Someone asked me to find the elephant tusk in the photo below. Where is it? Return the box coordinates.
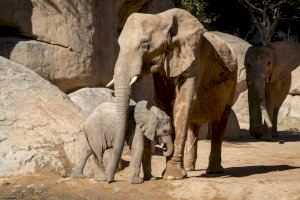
[106,79,114,87]
[261,109,272,128]
[129,76,138,86]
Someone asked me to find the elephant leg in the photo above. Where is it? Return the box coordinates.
[94,150,106,182]
[206,105,231,174]
[163,77,195,180]
[70,142,92,178]
[142,138,155,181]
[184,125,199,172]
[271,107,279,137]
[129,126,144,184]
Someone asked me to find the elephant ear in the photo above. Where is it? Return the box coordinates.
[159,8,206,78]
[202,32,238,73]
[134,100,156,141]
[269,41,300,83]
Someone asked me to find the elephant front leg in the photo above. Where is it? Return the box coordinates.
[206,105,231,174]
[163,77,195,180]
[142,139,156,181]
[184,125,199,172]
[129,126,144,184]
[271,107,279,138]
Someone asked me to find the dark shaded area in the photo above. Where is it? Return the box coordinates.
[0,0,33,59]
[224,129,300,143]
[200,165,300,178]
[173,0,300,44]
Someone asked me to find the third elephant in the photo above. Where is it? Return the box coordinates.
[245,41,300,140]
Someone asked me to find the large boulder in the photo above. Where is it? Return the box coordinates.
[0,56,96,177]
[68,88,115,114]
[289,67,300,95]
[0,0,174,93]
[278,95,300,130]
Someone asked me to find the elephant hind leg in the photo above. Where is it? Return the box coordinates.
[94,150,106,182]
[70,143,92,178]
[206,105,231,174]
[184,125,199,172]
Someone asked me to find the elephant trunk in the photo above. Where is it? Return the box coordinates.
[162,136,174,157]
[254,81,272,128]
[106,58,131,183]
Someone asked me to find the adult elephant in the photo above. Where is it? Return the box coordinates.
[106,8,238,182]
[245,41,300,140]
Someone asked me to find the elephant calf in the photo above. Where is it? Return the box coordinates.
[71,100,173,184]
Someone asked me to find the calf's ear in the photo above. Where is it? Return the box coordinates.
[134,101,156,141]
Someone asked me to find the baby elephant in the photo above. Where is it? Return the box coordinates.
[72,100,173,184]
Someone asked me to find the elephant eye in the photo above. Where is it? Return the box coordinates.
[141,41,150,52]
[267,61,271,65]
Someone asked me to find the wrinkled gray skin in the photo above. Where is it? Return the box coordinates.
[71,100,173,184]
[245,41,300,140]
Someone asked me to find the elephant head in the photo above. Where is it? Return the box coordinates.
[134,100,173,157]
[245,41,300,138]
[106,8,237,182]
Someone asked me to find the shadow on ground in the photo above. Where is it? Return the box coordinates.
[226,129,300,143]
[198,164,300,178]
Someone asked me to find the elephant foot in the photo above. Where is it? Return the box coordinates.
[143,175,156,181]
[206,163,224,174]
[249,131,262,139]
[129,176,144,184]
[94,173,107,182]
[70,171,85,179]
[163,160,187,180]
[184,164,195,172]
[272,131,279,138]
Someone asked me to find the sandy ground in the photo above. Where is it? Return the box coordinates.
[1,131,300,200]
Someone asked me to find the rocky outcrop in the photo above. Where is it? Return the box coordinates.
[0,0,174,93]
[289,67,300,96]
[0,56,97,177]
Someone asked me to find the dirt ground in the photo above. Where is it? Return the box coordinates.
[1,131,300,200]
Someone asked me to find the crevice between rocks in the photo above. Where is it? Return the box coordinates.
[0,25,85,55]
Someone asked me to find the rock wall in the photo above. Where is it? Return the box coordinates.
[0,0,174,93]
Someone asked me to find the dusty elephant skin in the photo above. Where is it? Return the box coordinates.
[71,101,173,184]
[106,8,238,182]
[245,41,300,141]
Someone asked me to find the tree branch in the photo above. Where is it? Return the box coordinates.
[270,0,286,9]
[239,0,263,13]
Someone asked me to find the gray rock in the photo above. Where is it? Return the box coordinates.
[289,67,300,95]
[68,88,115,114]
